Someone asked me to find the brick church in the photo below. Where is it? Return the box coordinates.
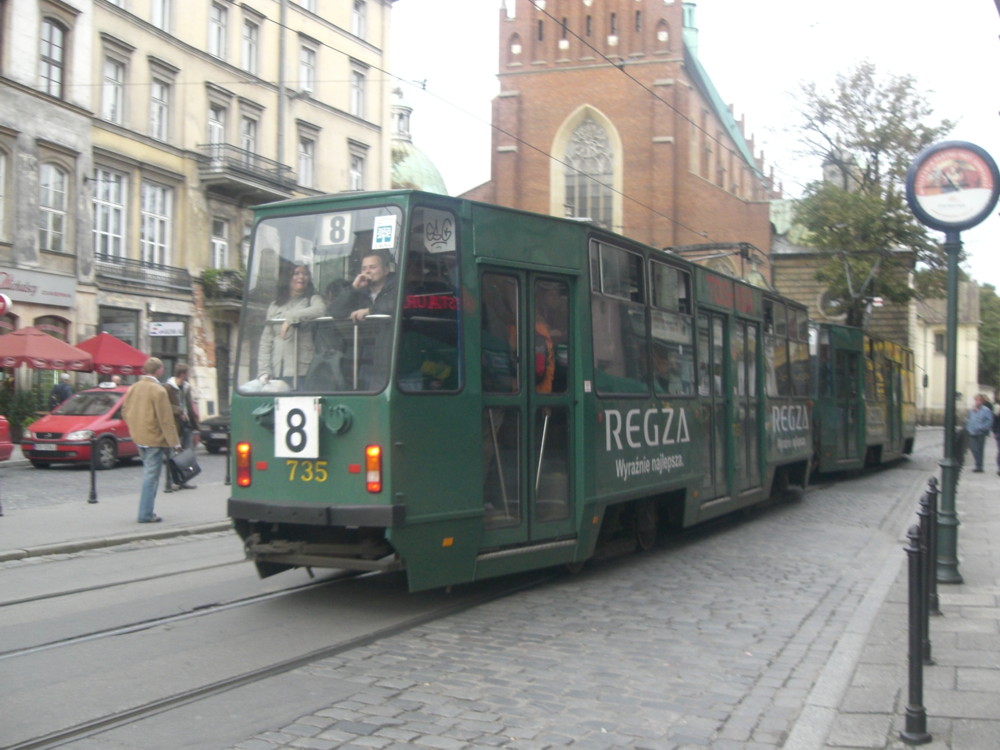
[463,0,780,281]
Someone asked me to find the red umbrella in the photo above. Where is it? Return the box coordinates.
[76,332,148,375]
[0,327,93,371]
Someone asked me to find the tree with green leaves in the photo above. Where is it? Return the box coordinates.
[979,283,1000,390]
[793,61,955,326]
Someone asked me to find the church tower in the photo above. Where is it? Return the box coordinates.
[469,0,778,263]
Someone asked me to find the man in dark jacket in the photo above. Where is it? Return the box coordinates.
[330,250,397,389]
[163,362,199,491]
[49,373,73,410]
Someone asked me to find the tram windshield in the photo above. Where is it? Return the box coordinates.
[236,203,460,395]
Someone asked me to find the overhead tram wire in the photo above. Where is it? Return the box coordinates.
[246,6,718,240]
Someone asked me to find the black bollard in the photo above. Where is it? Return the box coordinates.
[87,436,98,504]
[224,444,231,486]
[0,467,4,516]
[900,524,932,745]
[917,494,934,666]
[925,477,941,615]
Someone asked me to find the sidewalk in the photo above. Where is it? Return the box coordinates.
[0,461,232,562]
[821,461,1000,749]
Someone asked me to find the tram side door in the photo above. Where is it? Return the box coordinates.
[698,312,732,500]
[733,319,761,493]
[480,270,575,548]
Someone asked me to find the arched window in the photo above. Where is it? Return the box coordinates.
[39,163,68,253]
[40,18,67,98]
[507,33,523,65]
[564,117,613,229]
[655,20,670,52]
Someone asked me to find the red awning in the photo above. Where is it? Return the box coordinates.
[0,327,93,371]
[76,332,149,375]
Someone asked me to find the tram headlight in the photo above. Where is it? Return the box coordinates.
[236,441,252,487]
[365,444,382,493]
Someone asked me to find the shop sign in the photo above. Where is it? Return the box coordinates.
[0,267,75,308]
[149,321,184,337]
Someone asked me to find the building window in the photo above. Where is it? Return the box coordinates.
[349,153,365,191]
[241,19,258,75]
[140,181,171,266]
[40,18,67,97]
[350,65,366,117]
[208,104,226,159]
[93,168,127,259]
[564,117,613,229]
[211,217,228,268]
[150,78,170,141]
[352,0,366,38]
[0,151,6,241]
[934,333,945,354]
[240,116,257,166]
[298,137,315,188]
[102,58,126,123]
[39,163,68,253]
[299,45,316,93]
[151,0,170,31]
[209,3,227,59]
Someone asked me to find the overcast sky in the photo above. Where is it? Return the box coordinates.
[390,0,1000,289]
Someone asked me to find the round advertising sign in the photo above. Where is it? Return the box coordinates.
[0,293,9,316]
[906,141,1000,232]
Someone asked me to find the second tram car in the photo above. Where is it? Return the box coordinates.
[226,190,907,592]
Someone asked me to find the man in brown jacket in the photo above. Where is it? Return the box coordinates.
[122,357,181,523]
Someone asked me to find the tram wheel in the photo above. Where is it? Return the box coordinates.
[565,560,586,574]
[635,500,658,551]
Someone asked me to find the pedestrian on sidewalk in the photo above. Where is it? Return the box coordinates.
[964,393,993,473]
[163,362,199,491]
[48,373,73,411]
[121,357,181,523]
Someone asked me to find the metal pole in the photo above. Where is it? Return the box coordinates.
[900,524,932,745]
[917,493,933,666]
[925,477,941,615]
[88,436,98,503]
[936,231,962,584]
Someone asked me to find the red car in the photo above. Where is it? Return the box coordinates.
[21,384,137,470]
[0,415,13,461]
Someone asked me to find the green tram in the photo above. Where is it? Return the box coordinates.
[811,323,916,474]
[227,190,813,592]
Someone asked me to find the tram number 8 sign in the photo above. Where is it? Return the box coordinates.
[274,397,321,459]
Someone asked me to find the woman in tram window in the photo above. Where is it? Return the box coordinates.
[257,259,326,389]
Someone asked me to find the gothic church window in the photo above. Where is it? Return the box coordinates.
[565,117,613,229]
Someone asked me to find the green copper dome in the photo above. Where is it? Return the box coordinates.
[390,90,448,195]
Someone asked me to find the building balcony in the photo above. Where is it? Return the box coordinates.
[197,144,296,204]
[95,254,192,293]
[201,268,244,313]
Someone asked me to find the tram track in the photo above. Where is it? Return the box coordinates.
[4,569,557,750]
[0,558,246,608]
[0,572,347,661]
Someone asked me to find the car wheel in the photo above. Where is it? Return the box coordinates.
[30,460,51,469]
[95,437,118,470]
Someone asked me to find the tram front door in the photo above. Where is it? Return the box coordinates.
[479,270,577,548]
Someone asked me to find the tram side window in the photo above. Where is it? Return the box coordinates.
[650,261,694,396]
[481,273,519,394]
[590,240,647,394]
[398,207,460,393]
[788,308,810,397]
